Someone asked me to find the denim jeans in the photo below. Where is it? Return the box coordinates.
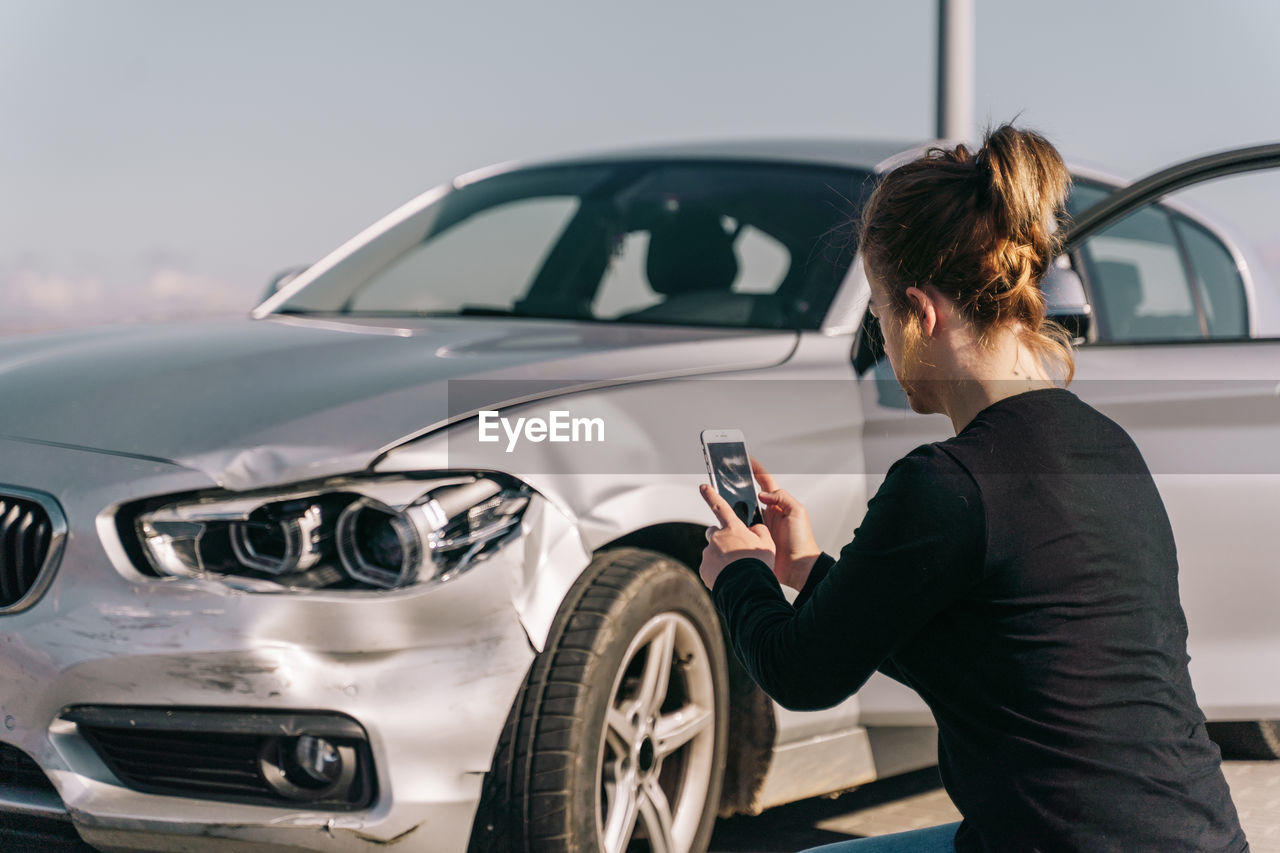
[800,821,961,852]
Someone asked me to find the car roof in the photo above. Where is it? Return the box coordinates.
[522,138,928,173]
[468,138,1136,191]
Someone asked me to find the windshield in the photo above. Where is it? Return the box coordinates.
[277,161,873,330]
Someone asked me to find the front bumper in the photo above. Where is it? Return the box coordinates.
[0,437,557,852]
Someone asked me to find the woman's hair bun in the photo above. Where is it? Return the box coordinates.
[978,124,1071,252]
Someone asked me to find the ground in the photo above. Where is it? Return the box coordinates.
[5,760,1276,851]
[710,761,1280,852]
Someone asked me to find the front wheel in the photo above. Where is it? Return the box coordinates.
[470,548,730,853]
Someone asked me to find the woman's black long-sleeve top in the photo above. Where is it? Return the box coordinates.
[711,387,1249,852]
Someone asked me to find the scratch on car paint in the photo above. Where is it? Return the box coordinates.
[104,616,175,631]
[267,812,343,827]
[165,659,281,694]
[98,605,153,617]
[338,821,424,845]
[63,628,179,652]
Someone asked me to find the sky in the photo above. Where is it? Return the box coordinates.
[3,0,1280,333]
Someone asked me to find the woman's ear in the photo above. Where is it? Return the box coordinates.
[904,285,939,337]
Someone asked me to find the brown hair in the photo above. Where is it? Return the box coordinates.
[859,123,1076,385]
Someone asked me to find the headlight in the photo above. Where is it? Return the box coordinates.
[133,475,530,591]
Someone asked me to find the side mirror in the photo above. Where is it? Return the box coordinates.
[262,265,310,303]
[1043,257,1091,343]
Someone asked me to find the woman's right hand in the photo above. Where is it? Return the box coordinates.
[751,456,822,591]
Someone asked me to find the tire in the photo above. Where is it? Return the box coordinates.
[1205,720,1280,760]
[469,547,730,853]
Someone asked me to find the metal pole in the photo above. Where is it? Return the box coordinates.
[936,0,975,143]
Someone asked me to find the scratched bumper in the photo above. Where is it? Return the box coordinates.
[70,800,479,852]
[0,438,548,852]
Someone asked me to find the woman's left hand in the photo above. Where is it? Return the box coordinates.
[698,483,776,590]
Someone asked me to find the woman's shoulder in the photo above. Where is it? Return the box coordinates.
[958,386,1120,437]
[883,441,983,503]
[862,441,986,552]
[942,386,1150,476]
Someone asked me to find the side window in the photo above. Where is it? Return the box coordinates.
[1173,215,1247,337]
[1065,181,1109,220]
[1078,205,1203,342]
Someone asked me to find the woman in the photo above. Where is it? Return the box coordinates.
[698,125,1250,852]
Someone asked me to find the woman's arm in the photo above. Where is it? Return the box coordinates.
[793,551,835,609]
[710,445,986,711]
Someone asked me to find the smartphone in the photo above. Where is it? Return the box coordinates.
[700,429,762,526]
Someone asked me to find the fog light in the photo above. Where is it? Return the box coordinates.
[290,735,342,786]
[260,733,358,801]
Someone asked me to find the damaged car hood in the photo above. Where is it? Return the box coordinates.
[0,314,796,489]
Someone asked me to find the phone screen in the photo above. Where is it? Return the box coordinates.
[706,441,761,526]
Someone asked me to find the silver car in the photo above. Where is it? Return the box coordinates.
[2,139,1279,852]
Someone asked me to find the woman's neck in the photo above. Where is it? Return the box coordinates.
[940,327,1057,433]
